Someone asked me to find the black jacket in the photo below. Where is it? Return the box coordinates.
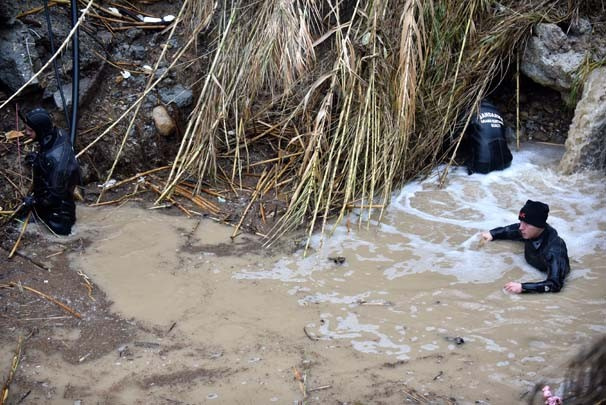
[489,223,570,293]
[31,128,80,235]
[466,101,513,174]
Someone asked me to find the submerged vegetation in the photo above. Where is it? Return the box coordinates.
[160,0,582,244]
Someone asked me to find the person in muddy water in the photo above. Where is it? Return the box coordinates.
[480,200,570,293]
[464,100,513,175]
[20,108,80,235]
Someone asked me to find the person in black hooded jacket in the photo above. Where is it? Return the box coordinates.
[23,108,80,235]
[481,200,570,293]
[465,100,513,175]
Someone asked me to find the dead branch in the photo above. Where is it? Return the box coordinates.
[0,282,82,319]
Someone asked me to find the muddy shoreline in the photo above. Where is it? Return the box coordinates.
[0,205,453,404]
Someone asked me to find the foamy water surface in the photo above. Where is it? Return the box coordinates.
[235,143,606,394]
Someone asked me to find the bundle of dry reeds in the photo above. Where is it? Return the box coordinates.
[155,0,578,245]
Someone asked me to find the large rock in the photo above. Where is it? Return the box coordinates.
[152,105,176,136]
[521,23,585,97]
[0,23,41,93]
[559,67,606,174]
[52,74,103,111]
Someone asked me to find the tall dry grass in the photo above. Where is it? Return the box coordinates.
[159,0,578,245]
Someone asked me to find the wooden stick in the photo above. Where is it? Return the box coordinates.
[0,336,24,405]
[231,169,269,239]
[0,171,25,197]
[103,166,171,191]
[0,282,82,319]
[145,181,192,217]
[16,0,69,19]
[88,189,146,207]
[516,51,520,151]
[8,211,31,259]
[308,385,331,392]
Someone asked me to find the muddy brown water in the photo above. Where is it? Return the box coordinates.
[1,143,605,404]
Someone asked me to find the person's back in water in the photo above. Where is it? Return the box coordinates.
[466,100,513,174]
[24,108,80,235]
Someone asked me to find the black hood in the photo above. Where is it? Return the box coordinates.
[25,108,57,148]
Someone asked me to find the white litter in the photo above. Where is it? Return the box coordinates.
[107,7,121,17]
[99,179,117,189]
[143,16,162,23]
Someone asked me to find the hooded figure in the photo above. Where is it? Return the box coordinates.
[465,100,513,174]
[24,108,80,235]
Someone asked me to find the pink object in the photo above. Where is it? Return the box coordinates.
[542,386,563,405]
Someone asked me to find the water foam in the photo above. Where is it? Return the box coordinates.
[233,143,606,362]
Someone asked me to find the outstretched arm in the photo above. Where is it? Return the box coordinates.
[489,223,524,241]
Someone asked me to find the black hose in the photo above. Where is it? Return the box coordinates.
[43,0,70,126]
[69,0,80,147]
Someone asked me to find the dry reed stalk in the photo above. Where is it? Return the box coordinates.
[173,185,221,214]
[149,0,572,243]
[0,282,82,318]
[88,189,146,207]
[0,336,24,405]
[8,211,31,259]
[516,50,520,151]
[103,166,171,191]
[144,181,192,217]
[16,0,69,18]
[231,168,272,238]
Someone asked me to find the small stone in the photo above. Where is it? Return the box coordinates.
[152,105,176,136]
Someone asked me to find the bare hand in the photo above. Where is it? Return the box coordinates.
[504,282,522,294]
[480,231,493,241]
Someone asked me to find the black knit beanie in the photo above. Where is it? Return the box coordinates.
[518,200,549,228]
[25,108,53,138]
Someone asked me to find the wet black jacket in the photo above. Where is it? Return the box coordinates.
[489,223,570,293]
[31,128,80,235]
[466,101,513,174]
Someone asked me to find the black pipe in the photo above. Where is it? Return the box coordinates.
[43,0,70,126]
[69,0,80,147]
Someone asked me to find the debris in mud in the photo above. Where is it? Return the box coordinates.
[303,326,321,341]
[382,359,409,368]
[356,299,393,306]
[328,256,346,264]
[134,341,161,349]
[445,336,465,345]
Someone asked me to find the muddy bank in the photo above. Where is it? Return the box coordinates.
[1,205,455,404]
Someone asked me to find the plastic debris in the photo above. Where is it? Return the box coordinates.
[107,7,121,17]
[99,179,117,189]
[542,386,562,405]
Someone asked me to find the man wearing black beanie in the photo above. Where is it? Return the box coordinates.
[480,200,570,293]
